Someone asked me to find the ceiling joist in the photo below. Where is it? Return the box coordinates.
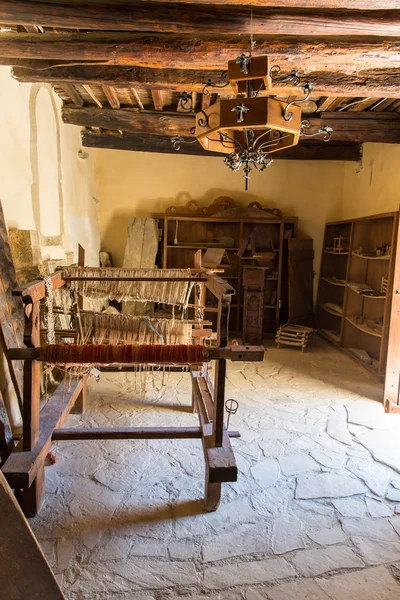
[11,64,400,100]
[62,106,400,144]
[81,131,362,162]
[1,2,400,36]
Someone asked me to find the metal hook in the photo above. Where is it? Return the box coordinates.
[270,65,301,87]
[284,82,314,121]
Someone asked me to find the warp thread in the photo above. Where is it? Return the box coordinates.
[64,267,195,308]
[80,312,193,346]
[40,344,207,366]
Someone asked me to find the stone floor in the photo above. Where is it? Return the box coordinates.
[31,338,400,599]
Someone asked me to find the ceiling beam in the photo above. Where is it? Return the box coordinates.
[151,90,164,112]
[81,131,361,161]
[57,83,84,107]
[1,2,400,36]
[3,33,400,71]
[102,85,120,109]
[12,64,400,99]
[63,106,400,143]
[62,107,194,137]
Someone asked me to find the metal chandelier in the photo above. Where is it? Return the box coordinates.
[172,52,333,190]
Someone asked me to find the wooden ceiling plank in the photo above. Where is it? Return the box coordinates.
[385,99,400,111]
[63,106,400,143]
[58,83,84,107]
[201,93,211,111]
[345,97,378,111]
[131,87,144,110]
[2,2,400,36]
[4,33,400,71]
[317,97,346,112]
[102,85,120,108]
[81,131,361,161]
[369,97,395,111]
[151,90,164,111]
[82,84,103,108]
[23,24,41,33]
[11,64,400,99]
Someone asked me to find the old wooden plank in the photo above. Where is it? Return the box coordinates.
[151,90,164,111]
[57,83,84,107]
[63,107,194,136]
[0,470,65,599]
[1,3,400,36]
[81,131,362,160]
[4,33,400,71]
[2,378,84,488]
[1,0,399,15]
[102,85,120,109]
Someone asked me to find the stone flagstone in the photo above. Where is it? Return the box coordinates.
[307,525,347,546]
[290,545,364,577]
[332,496,368,518]
[346,401,387,430]
[202,523,269,562]
[316,566,400,600]
[340,517,399,542]
[386,487,400,502]
[266,579,332,600]
[366,497,393,518]
[352,537,400,565]
[327,413,353,446]
[295,471,367,500]
[346,456,390,497]
[310,449,346,470]
[357,429,400,472]
[271,515,305,554]
[278,453,320,476]
[204,558,295,589]
[251,459,280,489]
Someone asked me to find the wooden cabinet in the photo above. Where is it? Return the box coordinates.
[153,198,299,337]
[316,212,398,379]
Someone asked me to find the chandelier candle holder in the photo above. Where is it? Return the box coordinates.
[172,53,332,190]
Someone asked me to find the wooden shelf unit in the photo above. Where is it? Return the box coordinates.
[316,212,398,379]
[155,213,298,335]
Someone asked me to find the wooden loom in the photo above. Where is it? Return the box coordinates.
[1,251,264,517]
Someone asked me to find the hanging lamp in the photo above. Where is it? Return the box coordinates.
[172,52,332,190]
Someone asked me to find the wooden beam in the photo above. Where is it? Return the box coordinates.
[102,85,120,108]
[57,83,84,107]
[0,470,65,600]
[82,131,362,161]
[63,107,194,136]
[151,90,164,112]
[4,33,400,71]
[2,3,400,36]
[68,107,400,142]
[1,0,399,14]
[2,378,84,488]
[82,84,102,108]
[13,62,400,98]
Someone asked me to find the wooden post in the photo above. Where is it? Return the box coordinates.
[384,212,400,412]
[70,378,87,415]
[22,299,44,515]
[0,470,65,599]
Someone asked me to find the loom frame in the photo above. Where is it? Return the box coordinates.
[2,264,264,516]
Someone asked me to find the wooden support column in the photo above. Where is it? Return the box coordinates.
[384,212,400,412]
[22,299,44,516]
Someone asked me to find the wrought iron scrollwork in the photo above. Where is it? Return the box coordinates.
[202,71,229,95]
[177,91,194,113]
[300,120,333,141]
[284,82,314,121]
[270,65,301,87]
[171,136,198,151]
[197,109,210,128]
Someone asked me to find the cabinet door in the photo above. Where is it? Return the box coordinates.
[288,238,314,326]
